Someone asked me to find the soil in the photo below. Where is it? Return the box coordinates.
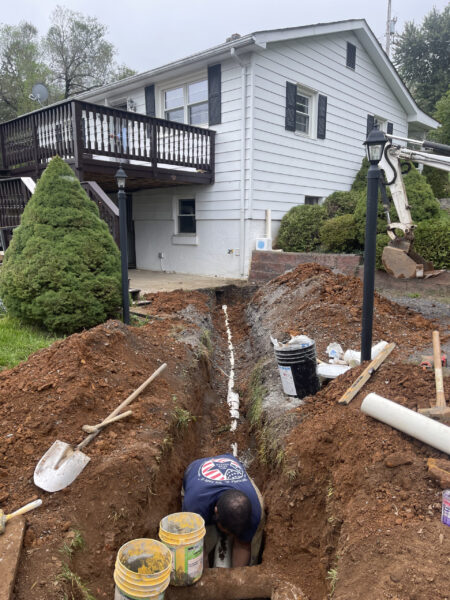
[0,264,448,600]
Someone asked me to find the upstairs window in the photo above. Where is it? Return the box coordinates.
[178,199,196,234]
[295,90,312,135]
[164,80,208,125]
[346,42,356,69]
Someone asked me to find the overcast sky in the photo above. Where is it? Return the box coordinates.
[2,0,449,72]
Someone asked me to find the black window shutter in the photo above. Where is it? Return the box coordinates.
[346,42,356,69]
[317,95,327,139]
[366,114,375,136]
[145,84,155,117]
[387,122,393,135]
[208,64,221,126]
[285,81,297,131]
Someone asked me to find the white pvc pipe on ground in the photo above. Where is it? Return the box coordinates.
[361,393,450,455]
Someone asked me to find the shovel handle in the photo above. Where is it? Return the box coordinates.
[82,410,132,433]
[77,363,167,451]
[6,499,42,522]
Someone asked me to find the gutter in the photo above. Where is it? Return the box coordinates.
[230,47,247,278]
[77,35,256,102]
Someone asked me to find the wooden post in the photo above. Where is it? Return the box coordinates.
[209,129,216,183]
[71,101,83,181]
[31,114,39,178]
[151,120,157,177]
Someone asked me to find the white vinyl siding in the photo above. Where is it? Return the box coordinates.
[251,31,408,219]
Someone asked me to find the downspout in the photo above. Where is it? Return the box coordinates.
[230,47,247,277]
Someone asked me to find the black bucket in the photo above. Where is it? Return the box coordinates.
[274,340,320,398]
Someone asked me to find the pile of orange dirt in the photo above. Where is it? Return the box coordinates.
[247,263,439,360]
[244,265,449,599]
[0,291,216,600]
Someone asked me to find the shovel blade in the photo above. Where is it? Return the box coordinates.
[33,440,90,492]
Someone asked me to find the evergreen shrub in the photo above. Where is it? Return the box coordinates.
[351,157,370,193]
[375,233,390,271]
[323,191,361,218]
[276,205,326,252]
[0,157,121,334]
[423,165,449,199]
[319,214,359,253]
[414,220,450,269]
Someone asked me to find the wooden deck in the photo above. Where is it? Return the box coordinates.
[0,100,215,191]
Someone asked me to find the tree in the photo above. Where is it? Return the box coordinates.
[0,22,49,122]
[393,6,450,114]
[0,156,121,334]
[430,88,450,145]
[43,6,135,98]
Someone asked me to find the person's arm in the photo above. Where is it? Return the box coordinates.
[232,539,251,567]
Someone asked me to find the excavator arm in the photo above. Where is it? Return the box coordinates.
[377,136,450,278]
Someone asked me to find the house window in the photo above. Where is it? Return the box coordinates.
[374,116,387,132]
[304,196,321,205]
[177,199,196,234]
[294,85,316,136]
[164,80,208,125]
[346,42,356,69]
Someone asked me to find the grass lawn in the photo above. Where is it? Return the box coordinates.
[0,316,60,370]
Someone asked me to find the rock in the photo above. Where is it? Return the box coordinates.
[427,457,450,488]
[384,453,414,468]
[0,491,9,503]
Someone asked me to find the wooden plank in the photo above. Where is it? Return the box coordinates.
[338,342,396,405]
[0,516,26,600]
[432,331,446,408]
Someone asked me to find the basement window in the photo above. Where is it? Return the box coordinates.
[304,196,321,205]
[177,199,196,234]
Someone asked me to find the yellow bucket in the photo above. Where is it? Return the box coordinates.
[159,512,206,586]
[114,538,172,600]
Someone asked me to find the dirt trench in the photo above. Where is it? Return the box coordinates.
[2,264,449,600]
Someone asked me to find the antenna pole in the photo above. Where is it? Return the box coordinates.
[385,0,392,56]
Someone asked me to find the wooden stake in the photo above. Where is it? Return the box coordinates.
[432,331,446,408]
[338,343,396,405]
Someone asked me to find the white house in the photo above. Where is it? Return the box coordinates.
[76,19,437,279]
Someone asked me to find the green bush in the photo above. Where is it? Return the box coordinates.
[422,165,449,199]
[323,191,361,218]
[0,157,121,334]
[276,205,326,252]
[414,220,450,269]
[402,167,441,221]
[375,233,390,270]
[351,157,370,192]
[353,165,440,245]
[319,214,359,253]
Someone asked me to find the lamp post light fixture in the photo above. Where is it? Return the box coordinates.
[115,165,130,325]
[360,127,388,362]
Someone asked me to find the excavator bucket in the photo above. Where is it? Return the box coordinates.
[382,241,436,279]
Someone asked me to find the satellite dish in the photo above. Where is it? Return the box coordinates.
[29,83,49,105]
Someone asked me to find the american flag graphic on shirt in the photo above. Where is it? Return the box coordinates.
[199,457,245,482]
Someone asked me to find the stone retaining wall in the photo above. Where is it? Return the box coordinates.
[248,250,361,283]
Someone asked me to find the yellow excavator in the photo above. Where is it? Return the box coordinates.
[378,135,450,278]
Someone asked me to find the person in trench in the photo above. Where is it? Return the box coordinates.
[182,454,264,568]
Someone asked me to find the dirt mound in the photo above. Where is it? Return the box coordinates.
[0,292,214,600]
[248,263,438,360]
[245,266,449,599]
[263,363,449,600]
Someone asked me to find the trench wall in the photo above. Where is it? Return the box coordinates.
[248,250,361,283]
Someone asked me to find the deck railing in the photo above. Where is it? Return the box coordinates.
[0,178,33,228]
[0,100,215,175]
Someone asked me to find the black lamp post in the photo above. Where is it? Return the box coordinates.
[115,165,129,325]
[360,128,387,362]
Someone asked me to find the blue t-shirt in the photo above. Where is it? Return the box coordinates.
[182,454,262,544]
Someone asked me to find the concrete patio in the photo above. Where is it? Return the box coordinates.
[128,269,243,294]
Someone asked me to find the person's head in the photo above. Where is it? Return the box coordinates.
[215,489,251,538]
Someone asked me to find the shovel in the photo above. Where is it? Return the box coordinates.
[33,363,167,492]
